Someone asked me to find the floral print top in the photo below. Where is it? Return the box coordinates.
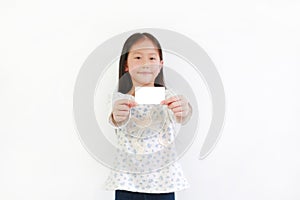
[104,89,191,193]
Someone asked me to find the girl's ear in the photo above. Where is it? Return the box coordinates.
[124,64,128,72]
[159,60,164,70]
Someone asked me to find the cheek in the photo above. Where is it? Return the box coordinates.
[128,65,139,72]
[154,64,162,73]
[127,60,139,71]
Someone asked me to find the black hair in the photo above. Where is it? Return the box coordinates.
[118,32,166,94]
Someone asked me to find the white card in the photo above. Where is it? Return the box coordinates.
[135,87,165,104]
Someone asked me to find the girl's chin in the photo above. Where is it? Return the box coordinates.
[135,79,154,83]
[134,82,155,86]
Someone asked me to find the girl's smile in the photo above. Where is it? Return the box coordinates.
[137,71,153,75]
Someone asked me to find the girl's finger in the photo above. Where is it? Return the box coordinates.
[168,100,187,109]
[114,116,128,122]
[174,110,189,117]
[174,111,184,117]
[116,99,137,107]
[128,101,138,107]
[116,104,130,111]
[114,110,130,116]
[162,95,187,105]
[162,96,180,105]
[172,106,185,113]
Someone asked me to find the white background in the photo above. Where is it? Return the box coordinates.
[1,0,300,200]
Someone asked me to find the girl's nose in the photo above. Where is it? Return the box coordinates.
[141,59,150,68]
[142,64,150,68]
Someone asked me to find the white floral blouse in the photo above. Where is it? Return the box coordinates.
[104,89,191,193]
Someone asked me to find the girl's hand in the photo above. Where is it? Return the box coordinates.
[112,99,137,125]
[160,95,192,123]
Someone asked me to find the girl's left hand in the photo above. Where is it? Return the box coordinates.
[160,95,191,120]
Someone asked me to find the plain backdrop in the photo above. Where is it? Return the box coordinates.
[1,0,300,200]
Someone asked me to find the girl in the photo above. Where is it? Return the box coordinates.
[105,32,192,200]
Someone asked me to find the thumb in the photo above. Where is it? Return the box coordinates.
[129,101,138,107]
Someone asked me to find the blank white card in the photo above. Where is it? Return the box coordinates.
[135,87,165,104]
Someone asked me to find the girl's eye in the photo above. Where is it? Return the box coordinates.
[134,57,141,59]
[150,57,156,60]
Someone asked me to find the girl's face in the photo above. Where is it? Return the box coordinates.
[125,38,163,87]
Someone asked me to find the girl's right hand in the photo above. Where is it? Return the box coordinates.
[112,99,137,125]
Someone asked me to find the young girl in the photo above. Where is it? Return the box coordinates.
[105,32,193,200]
